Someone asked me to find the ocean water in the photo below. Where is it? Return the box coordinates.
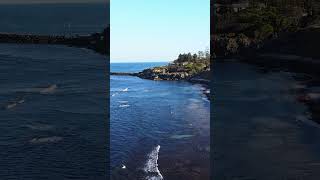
[0,3,109,35]
[0,43,108,180]
[111,62,168,73]
[212,60,320,179]
[0,3,109,179]
[110,63,210,180]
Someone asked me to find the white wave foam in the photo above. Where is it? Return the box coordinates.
[3,97,25,109]
[4,102,18,109]
[170,134,194,139]
[119,104,130,108]
[144,145,163,180]
[202,97,210,102]
[40,84,57,94]
[118,101,128,103]
[17,99,25,104]
[29,136,63,144]
[111,88,128,96]
[25,124,53,131]
[16,84,57,94]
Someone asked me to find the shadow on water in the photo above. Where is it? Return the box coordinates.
[213,60,320,180]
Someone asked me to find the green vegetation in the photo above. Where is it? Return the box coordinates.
[213,0,320,57]
[174,50,210,65]
[236,6,300,40]
[138,49,210,81]
[216,0,320,39]
[172,49,210,75]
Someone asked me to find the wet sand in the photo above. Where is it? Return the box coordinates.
[213,60,320,180]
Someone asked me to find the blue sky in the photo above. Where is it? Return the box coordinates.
[111,0,210,62]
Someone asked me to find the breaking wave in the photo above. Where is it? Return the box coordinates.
[143,145,163,180]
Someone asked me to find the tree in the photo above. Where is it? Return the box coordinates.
[186,53,192,62]
[205,48,210,60]
[192,54,198,62]
[198,51,204,59]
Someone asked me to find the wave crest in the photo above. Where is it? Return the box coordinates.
[144,145,163,180]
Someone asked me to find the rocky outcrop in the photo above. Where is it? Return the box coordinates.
[136,63,210,82]
[111,61,211,100]
[137,67,191,81]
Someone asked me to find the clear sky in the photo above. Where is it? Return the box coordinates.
[111,0,210,63]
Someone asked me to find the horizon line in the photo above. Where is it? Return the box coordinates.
[110,60,171,63]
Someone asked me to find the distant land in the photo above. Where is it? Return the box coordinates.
[0,27,109,55]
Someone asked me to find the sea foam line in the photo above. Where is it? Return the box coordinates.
[144,145,163,180]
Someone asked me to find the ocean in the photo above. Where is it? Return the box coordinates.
[212,60,320,179]
[0,3,109,180]
[0,3,109,35]
[110,62,210,180]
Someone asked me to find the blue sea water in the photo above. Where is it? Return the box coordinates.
[0,3,109,179]
[0,44,108,180]
[110,63,210,179]
[0,3,109,35]
[111,62,168,73]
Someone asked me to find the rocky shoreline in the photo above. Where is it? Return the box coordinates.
[213,21,320,122]
[213,27,320,67]
[112,51,211,100]
[111,64,211,100]
[112,70,211,100]
[212,2,320,114]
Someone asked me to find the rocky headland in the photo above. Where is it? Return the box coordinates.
[112,51,211,99]
[212,0,320,123]
[213,0,320,62]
